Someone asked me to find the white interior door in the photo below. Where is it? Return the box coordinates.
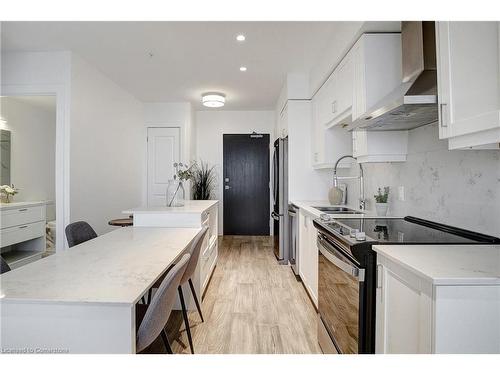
[147,127,180,206]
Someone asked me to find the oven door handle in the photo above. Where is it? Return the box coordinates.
[318,236,365,282]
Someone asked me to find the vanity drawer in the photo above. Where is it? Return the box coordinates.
[1,205,46,229]
[0,221,45,248]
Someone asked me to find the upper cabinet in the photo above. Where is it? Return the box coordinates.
[278,102,289,138]
[352,33,402,122]
[436,21,500,149]
[315,53,354,129]
[310,32,409,167]
[311,95,353,169]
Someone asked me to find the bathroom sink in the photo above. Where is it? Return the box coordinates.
[312,206,363,214]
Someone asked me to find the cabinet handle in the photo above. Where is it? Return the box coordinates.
[440,103,448,127]
[19,225,28,229]
[376,264,383,289]
[19,208,28,212]
[332,101,337,114]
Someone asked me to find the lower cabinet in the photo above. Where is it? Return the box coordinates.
[376,253,500,353]
[298,209,318,308]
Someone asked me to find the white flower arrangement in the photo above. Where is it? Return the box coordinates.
[0,184,19,203]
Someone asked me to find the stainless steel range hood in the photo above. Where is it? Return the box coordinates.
[353,22,438,131]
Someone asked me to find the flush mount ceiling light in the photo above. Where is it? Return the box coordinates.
[236,34,246,42]
[202,93,226,108]
[239,66,247,72]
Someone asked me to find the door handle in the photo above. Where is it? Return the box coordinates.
[224,185,231,190]
[317,236,364,281]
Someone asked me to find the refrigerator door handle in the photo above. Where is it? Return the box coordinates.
[272,148,278,205]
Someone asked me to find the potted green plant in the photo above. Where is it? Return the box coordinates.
[191,161,216,200]
[374,186,390,216]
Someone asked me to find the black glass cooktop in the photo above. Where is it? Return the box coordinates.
[329,216,500,244]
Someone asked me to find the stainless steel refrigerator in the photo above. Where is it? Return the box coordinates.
[271,136,289,263]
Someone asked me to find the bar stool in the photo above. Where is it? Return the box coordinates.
[177,226,209,354]
[1,256,11,274]
[65,221,98,248]
[136,253,190,354]
[145,226,209,354]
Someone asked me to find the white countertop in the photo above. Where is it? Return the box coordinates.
[0,226,200,305]
[123,200,218,215]
[373,244,500,285]
[0,201,49,210]
[292,200,402,219]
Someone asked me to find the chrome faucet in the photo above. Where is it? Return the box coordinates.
[333,155,366,211]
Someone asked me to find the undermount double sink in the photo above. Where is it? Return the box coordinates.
[312,206,363,215]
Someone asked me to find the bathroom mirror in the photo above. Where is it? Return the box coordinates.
[0,129,11,186]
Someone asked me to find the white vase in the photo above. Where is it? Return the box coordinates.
[375,203,388,216]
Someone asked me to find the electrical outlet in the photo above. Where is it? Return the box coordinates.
[398,186,405,201]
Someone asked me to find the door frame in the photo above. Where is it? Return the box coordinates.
[222,133,271,235]
[1,84,70,251]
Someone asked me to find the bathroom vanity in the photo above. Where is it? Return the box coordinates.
[0,201,47,269]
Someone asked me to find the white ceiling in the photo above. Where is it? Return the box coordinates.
[1,21,354,110]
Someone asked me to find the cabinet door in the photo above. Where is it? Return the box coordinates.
[334,53,353,123]
[279,104,288,138]
[311,96,325,165]
[298,213,318,308]
[436,22,500,139]
[316,72,338,127]
[298,211,308,277]
[307,222,318,306]
[376,256,432,354]
[352,39,366,121]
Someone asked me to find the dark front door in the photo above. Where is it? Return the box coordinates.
[223,134,270,235]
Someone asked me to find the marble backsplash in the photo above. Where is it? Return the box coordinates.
[341,122,500,237]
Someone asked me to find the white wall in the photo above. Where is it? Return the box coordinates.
[0,97,56,220]
[70,54,144,235]
[342,123,500,237]
[196,110,275,234]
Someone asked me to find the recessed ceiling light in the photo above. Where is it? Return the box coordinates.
[236,34,246,42]
[202,92,226,108]
[239,66,247,72]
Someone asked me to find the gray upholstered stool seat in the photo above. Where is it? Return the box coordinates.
[136,253,190,354]
[65,221,98,248]
[1,256,11,274]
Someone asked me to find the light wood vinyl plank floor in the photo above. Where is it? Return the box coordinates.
[149,235,321,354]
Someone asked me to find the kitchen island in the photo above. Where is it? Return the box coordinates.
[374,244,500,353]
[0,227,200,353]
[124,200,219,308]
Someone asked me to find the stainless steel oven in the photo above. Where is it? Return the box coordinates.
[317,234,365,354]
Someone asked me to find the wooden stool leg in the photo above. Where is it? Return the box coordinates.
[178,285,194,354]
[188,278,204,322]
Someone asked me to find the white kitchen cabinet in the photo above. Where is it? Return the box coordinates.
[351,33,402,122]
[316,53,353,129]
[298,209,318,308]
[436,21,500,149]
[278,103,289,138]
[352,129,408,163]
[311,96,353,169]
[376,252,500,353]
